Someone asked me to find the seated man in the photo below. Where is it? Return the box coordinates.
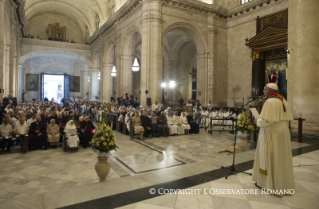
[158,111,169,137]
[118,112,124,132]
[0,118,13,153]
[27,113,37,127]
[80,116,95,148]
[186,112,199,134]
[150,111,160,137]
[13,118,29,153]
[140,111,152,138]
[29,116,48,150]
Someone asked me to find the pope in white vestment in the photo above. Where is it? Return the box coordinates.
[252,83,294,195]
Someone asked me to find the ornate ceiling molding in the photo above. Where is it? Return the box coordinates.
[89,0,105,22]
[13,0,28,37]
[25,0,94,32]
[86,0,141,44]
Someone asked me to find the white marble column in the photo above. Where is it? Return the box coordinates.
[10,3,17,97]
[207,16,217,106]
[140,0,163,106]
[288,0,319,135]
[11,57,17,96]
[102,63,113,102]
[196,53,208,105]
[81,70,90,99]
[90,69,100,100]
[0,0,4,99]
[121,55,133,96]
[18,65,24,101]
[115,33,123,98]
[3,46,10,96]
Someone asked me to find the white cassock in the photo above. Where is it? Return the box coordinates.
[167,116,178,135]
[180,116,190,130]
[218,112,224,124]
[201,111,210,128]
[125,115,131,132]
[211,111,217,125]
[252,97,294,195]
[224,111,230,126]
[172,116,184,135]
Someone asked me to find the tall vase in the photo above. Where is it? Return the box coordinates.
[95,153,111,182]
[236,131,248,151]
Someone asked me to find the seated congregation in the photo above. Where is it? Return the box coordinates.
[0,102,95,154]
[0,97,241,153]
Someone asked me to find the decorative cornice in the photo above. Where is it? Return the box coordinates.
[87,0,284,45]
[227,0,280,19]
[13,0,28,37]
[86,0,141,45]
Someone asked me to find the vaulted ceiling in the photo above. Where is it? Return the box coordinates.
[25,0,128,36]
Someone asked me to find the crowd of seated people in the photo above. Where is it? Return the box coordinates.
[0,92,243,154]
[0,101,95,154]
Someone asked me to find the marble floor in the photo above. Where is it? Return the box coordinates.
[0,129,318,209]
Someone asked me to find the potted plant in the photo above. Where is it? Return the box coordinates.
[89,108,118,182]
[235,109,254,151]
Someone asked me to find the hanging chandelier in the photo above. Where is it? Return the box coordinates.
[132,58,140,72]
[111,65,116,77]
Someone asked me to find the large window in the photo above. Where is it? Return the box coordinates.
[241,0,252,4]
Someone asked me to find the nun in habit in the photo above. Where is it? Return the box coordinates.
[64,120,79,149]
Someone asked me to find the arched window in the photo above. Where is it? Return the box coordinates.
[241,0,252,4]
[111,5,115,14]
[98,21,100,29]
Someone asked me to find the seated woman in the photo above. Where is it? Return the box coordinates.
[47,119,60,148]
[180,112,191,134]
[131,111,144,140]
[64,120,79,150]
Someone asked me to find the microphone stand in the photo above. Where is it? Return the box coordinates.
[221,100,254,179]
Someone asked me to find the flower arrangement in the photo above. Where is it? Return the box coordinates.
[89,108,118,155]
[236,109,254,134]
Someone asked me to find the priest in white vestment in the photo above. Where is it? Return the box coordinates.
[252,83,294,196]
[172,112,184,135]
[166,112,177,135]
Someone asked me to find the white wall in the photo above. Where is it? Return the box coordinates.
[22,55,89,101]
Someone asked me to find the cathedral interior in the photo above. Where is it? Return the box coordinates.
[0,0,318,208]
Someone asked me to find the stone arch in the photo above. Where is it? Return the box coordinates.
[103,40,116,64]
[162,22,204,104]
[162,22,207,54]
[120,25,142,97]
[20,51,92,68]
[121,25,142,57]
